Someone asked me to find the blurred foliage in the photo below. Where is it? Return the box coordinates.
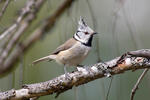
[0,0,150,100]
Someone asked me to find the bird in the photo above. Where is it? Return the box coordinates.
[32,17,97,78]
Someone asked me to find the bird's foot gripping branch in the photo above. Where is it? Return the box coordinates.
[0,49,150,100]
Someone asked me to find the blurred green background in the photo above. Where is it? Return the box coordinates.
[0,0,150,100]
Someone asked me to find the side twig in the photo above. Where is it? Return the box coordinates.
[105,77,113,100]
[129,49,150,100]
[130,68,149,100]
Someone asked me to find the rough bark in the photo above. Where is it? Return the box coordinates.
[0,49,150,100]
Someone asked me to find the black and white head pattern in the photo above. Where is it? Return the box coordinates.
[74,17,96,46]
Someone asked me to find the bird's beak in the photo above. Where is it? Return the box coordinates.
[93,32,98,35]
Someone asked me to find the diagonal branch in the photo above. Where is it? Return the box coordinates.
[0,0,47,74]
[0,0,37,41]
[0,49,150,100]
[0,0,46,63]
[0,0,75,75]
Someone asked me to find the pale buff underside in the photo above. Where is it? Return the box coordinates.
[54,41,91,66]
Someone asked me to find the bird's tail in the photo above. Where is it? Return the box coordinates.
[32,55,56,65]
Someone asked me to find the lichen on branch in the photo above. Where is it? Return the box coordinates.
[0,49,150,100]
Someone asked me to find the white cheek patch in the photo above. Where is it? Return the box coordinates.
[74,32,85,43]
[79,32,85,39]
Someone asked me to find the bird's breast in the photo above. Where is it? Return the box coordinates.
[56,42,91,66]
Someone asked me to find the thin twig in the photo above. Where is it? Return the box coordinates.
[0,0,11,20]
[130,68,149,100]
[120,1,147,100]
[105,77,113,100]
[128,49,150,100]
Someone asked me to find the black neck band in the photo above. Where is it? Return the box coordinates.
[82,35,93,47]
[73,34,93,47]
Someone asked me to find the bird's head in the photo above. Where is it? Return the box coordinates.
[73,17,97,46]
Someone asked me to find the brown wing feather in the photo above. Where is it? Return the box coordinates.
[52,38,77,54]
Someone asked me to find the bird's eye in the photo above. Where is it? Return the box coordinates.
[85,32,89,34]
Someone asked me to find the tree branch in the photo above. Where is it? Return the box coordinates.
[0,0,46,66]
[0,0,75,76]
[0,49,150,100]
[0,0,37,41]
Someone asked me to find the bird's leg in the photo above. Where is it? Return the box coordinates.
[64,65,71,80]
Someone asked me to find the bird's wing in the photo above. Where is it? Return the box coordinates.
[52,38,77,54]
